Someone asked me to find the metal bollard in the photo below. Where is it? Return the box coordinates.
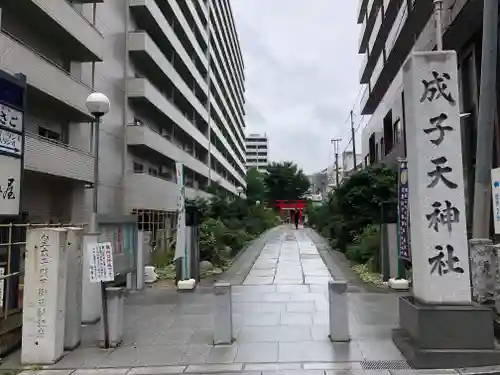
[213,282,233,345]
[328,280,350,342]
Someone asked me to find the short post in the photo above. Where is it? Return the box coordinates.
[328,280,350,342]
[99,287,125,348]
[213,282,233,345]
[64,227,84,350]
[469,238,495,304]
[22,228,68,364]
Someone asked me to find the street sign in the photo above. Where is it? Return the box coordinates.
[0,71,25,217]
[491,168,500,234]
[87,242,115,283]
[0,128,22,156]
[0,104,23,132]
[0,157,21,216]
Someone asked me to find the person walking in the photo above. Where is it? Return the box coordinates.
[293,209,300,230]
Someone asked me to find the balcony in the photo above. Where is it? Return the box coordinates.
[7,0,104,61]
[126,124,208,178]
[359,0,404,84]
[127,78,209,150]
[129,0,207,90]
[24,132,94,183]
[361,0,434,114]
[358,0,382,53]
[124,173,210,212]
[0,32,93,121]
[128,31,208,121]
[358,0,369,23]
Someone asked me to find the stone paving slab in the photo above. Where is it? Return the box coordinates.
[17,363,500,374]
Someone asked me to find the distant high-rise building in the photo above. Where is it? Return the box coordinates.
[245,133,269,171]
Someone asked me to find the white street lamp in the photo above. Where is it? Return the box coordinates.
[85,92,110,233]
[85,92,110,349]
[86,92,110,118]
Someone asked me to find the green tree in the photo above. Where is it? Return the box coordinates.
[335,165,398,237]
[264,161,310,206]
[245,167,267,204]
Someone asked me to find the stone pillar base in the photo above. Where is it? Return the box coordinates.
[392,296,500,369]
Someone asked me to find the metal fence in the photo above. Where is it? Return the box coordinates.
[134,209,177,267]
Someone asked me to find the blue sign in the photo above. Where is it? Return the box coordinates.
[398,159,411,261]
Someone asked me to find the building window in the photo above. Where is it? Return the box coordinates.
[38,126,62,142]
[149,168,158,177]
[133,162,144,173]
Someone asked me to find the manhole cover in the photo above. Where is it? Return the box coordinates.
[361,360,412,370]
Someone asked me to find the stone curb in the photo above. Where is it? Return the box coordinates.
[11,363,500,375]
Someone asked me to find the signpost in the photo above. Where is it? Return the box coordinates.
[87,241,115,348]
[491,167,500,234]
[0,72,26,217]
[174,162,187,278]
[392,50,500,369]
[397,158,411,279]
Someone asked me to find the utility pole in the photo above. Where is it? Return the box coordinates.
[350,110,357,171]
[472,0,498,238]
[331,138,342,187]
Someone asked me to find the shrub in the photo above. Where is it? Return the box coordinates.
[346,224,380,264]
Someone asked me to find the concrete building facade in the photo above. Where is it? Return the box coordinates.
[0,0,246,224]
[245,133,269,171]
[357,0,493,232]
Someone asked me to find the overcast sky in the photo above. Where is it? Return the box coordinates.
[232,0,362,175]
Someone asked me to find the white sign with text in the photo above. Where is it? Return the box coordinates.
[0,156,21,216]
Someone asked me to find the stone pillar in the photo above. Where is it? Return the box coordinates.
[213,282,232,345]
[22,228,68,365]
[64,228,84,350]
[392,50,500,369]
[81,233,101,324]
[99,287,125,348]
[469,238,495,304]
[328,281,349,342]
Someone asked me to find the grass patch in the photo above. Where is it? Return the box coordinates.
[351,263,384,286]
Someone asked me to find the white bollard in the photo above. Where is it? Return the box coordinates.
[213,282,233,345]
[81,233,102,324]
[64,227,84,350]
[328,280,350,342]
[22,228,68,364]
[99,287,125,348]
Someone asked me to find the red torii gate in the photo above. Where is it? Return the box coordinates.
[276,200,306,225]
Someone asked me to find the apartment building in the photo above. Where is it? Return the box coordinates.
[0,0,246,224]
[357,0,490,230]
[245,133,269,171]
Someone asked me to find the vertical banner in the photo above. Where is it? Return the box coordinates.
[491,167,500,234]
[174,163,187,277]
[397,158,411,260]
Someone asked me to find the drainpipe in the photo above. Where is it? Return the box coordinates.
[122,0,130,214]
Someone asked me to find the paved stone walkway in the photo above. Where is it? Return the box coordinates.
[1,227,490,374]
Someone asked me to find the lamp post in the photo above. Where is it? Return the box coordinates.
[85,92,110,233]
[85,92,110,348]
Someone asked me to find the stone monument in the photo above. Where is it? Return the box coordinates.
[392,51,500,368]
